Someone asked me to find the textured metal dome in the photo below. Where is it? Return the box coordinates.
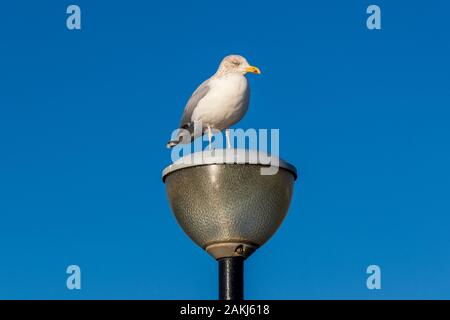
[162,149,297,259]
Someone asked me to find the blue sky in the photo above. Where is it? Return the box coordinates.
[0,0,449,299]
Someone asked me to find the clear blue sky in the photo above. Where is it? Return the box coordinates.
[0,1,449,299]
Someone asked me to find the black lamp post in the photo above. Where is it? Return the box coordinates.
[219,257,244,300]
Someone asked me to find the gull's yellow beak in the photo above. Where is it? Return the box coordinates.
[245,66,261,74]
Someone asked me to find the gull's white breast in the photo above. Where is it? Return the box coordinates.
[191,74,249,131]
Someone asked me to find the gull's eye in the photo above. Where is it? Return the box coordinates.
[232,61,240,66]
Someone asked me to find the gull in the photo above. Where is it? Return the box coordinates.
[167,55,261,149]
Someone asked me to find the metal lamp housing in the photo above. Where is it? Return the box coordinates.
[162,149,297,260]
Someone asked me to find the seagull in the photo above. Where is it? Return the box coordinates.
[167,55,261,149]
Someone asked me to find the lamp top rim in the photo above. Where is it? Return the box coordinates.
[162,149,297,181]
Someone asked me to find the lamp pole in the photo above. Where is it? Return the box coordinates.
[218,257,244,300]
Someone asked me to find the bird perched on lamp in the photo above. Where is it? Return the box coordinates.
[167,55,261,149]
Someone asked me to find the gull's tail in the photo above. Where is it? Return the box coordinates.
[166,131,188,148]
[166,138,180,149]
[166,125,198,148]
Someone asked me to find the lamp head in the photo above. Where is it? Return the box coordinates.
[162,149,297,259]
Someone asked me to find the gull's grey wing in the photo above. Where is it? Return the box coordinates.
[179,79,211,128]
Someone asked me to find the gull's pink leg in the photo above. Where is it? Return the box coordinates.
[207,125,213,150]
[225,129,232,149]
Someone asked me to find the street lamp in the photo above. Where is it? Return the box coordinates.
[162,149,297,300]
